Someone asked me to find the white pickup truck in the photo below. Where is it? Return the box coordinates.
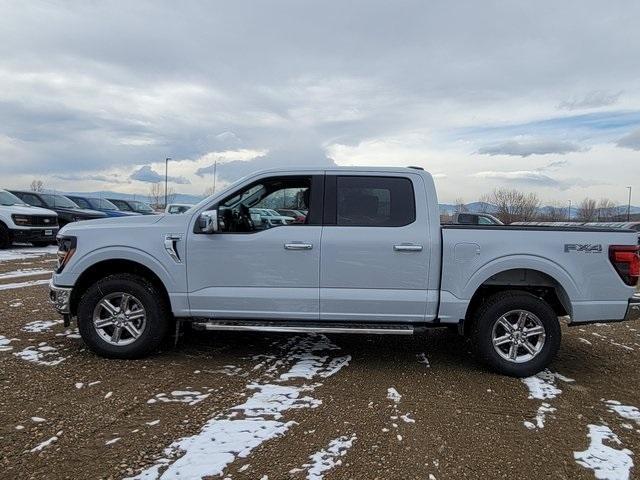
[49,167,640,376]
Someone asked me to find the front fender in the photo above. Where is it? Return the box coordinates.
[58,246,181,293]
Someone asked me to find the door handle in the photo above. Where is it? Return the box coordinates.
[284,242,313,250]
[394,243,423,252]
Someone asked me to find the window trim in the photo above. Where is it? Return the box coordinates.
[324,174,417,228]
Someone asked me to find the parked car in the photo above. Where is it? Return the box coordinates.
[66,195,141,218]
[50,166,639,377]
[0,189,59,248]
[165,203,194,214]
[249,208,295,228]
[10,190,107,227]
[452,212,503,225]
[276,208,306,223]
[107,198,157,215]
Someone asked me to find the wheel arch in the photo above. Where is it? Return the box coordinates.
[461,258,578,333]
[69,259,171,318]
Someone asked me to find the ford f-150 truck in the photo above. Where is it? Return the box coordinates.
[49,167,640,376]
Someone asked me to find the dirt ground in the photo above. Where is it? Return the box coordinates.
[0,247,638,480]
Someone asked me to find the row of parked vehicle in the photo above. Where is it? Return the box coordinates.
[0,189,157,248]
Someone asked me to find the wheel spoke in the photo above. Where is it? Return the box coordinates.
[95,318,115,329]
[524,325,545,338]
[497,316,514,333]
[99,299,119,316]
[493,334,512,347]
[111,326,123,343]
[123,323,141,339]
[119,294,131,312]
[508,342,519,360]
[127,309,145,321]
[522,340,537,355]
[516,311,528,330]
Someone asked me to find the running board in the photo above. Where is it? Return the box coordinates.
[191,320,415,335]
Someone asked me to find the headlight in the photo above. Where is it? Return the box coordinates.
[56,236,77,273]
[11,214,30,225]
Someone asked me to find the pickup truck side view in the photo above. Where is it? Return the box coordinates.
[49,167,640,377]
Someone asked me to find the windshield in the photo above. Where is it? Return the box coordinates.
[90,198,118,210]
[0,190,27,206]
[130,200,154,212]
[40,194,80,209]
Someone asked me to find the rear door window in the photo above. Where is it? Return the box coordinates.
[335,176,415,227]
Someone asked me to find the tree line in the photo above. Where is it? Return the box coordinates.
[450,188,628,224]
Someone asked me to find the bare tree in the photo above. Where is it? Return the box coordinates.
[481,188,540,224]
[454,197,468,213]
[576,198,597,222]
[597,198,618,221]
[30,179,44,192]
[148,183,175,208]
[539,202,568,222]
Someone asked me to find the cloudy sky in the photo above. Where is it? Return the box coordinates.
[1,0,639,204]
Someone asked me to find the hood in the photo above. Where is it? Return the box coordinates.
[54,206,108,217]
[0,204,57,216]
[59,213,166,235]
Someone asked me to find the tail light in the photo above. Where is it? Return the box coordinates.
[56,236,77,273]
[609,245,640,286]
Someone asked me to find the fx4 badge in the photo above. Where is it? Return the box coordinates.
[564,244,603,253]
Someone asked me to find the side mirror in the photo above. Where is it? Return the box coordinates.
[198,210,219,233]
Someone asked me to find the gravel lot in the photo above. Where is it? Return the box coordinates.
[0,246,638,480]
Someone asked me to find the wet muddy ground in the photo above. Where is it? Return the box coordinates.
[0,246,638,480]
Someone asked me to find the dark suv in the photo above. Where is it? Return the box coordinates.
[107,198,157,215]
[10,191,108,227]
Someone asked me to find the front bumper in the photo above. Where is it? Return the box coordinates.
[624,295,640,322]
[12,227,59,242]
[49,280,72,315]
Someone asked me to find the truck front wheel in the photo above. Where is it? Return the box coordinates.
[77,274,171,359]
[471,291,561,377]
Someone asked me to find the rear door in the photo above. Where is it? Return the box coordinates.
[320,173,432,322]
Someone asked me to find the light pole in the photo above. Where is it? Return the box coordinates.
[164,157,171,209]
[627,186,632,222]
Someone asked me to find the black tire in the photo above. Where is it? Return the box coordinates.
[470,291,561,377]
[77,273,171,359]
[0,223,12,249]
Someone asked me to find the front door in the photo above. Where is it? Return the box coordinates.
[187,174,323,320]
[320,173,432,322]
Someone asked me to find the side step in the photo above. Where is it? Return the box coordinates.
[191,320,415,335]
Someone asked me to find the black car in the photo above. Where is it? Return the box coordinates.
[10,191,108,226]
[107,198,158,215]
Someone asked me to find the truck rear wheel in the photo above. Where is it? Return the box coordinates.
[471,291,561,377]
[77,274,171,359]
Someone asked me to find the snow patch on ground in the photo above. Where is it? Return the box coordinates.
[0,268,51,280]
[22,320,63,333]
[147,391,210,406]
[13,343,66,366]
[605,400,640,425]
[56,327,81,339]
[0,279,50,291]
[125,335,351,480]
[387,387,402,404]
[0,335,18,352]
[0,245,57,262]
[294,434,357,480]
[30,431,62,452]
[523,403,556,430]
[521,369,574,400]
[574,424,634,480]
